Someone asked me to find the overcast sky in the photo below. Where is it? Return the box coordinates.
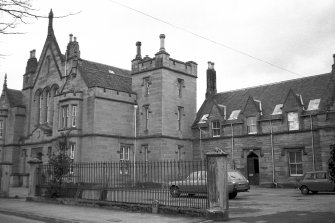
[1,0,335,109]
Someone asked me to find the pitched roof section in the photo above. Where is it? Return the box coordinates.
[6,89,24,107]
[194,72,333,126]
[78,59,133,93]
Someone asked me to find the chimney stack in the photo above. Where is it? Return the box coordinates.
[69,34,73,42]
[135,41,142,60]
[206,61,217,99]
[25,49,38,74]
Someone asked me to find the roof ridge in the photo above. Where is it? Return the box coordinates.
[216,72,331,95]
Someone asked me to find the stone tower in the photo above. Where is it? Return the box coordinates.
[131,34,197,160]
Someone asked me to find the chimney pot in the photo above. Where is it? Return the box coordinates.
[135,41,142,59]
[69,34,73,42]
[211,62,215,70]
[333,54,335,64]
[208,61,212,69]
[74,37,77,42]
[30,49,36,58]
[159,34,166,52]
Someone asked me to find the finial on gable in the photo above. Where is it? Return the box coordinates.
[48,9,54,37]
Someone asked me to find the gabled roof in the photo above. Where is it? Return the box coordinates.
[6,88,24,107]
[78,59,133,93]
[193,72,334,126]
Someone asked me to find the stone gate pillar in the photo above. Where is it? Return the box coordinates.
[27,158,42,198]
[0,161,13,197]
[206,149,229,221]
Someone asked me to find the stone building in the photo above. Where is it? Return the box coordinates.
[1,10,334,187]
[0,10,197,186]
[193,58,335,187]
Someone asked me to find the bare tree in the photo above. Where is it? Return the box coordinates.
[0,0,79,34]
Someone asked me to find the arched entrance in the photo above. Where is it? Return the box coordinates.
[247,152,259,185]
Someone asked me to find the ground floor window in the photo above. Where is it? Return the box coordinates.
[288,150,303,176]
[120,145,130,175]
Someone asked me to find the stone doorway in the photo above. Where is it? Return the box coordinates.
[247,152,259,185]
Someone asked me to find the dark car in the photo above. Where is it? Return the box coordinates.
[169,170,249,199]
[298,171,335,194]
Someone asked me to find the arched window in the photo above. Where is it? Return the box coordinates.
[39,94,43,124]
[46,91,50,123]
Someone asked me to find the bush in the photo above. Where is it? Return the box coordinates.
[328,144,335,183]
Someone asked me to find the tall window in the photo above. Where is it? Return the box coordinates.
[177,145,183,161]
[143,77,151,96]
[289,150,303,176]
[120,145,130,175]
[0,120,3,138]
[211,120,221,137]
[288,112,299,130]
[142,145,149,162]
[177,78,184,98]
[177,106,183,130]
[46,92,50,123]
[61,105,69,129]
[143,105,149,131]
[39,94,43,124]
[69,144,76,174]
[71,105,77,127]
[247,117,257,134]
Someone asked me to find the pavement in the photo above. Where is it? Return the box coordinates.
[0,186,334,223]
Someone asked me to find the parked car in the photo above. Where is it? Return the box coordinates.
[169,170,249,199]
[298,171,335,195]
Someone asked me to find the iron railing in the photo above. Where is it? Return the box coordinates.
[37,160,208,209]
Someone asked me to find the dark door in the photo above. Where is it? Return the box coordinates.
[247,152,259,185]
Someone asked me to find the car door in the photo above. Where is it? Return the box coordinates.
[315,172,334,192]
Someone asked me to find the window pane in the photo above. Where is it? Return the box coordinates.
[289,152,295,163]
[297,164,303,175]
[290,164,297,175]
[295,151,302,162]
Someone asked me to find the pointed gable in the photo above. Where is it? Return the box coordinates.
[282,89,304,112]
[242,96,261,117]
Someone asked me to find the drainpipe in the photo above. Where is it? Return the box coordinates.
[270,119,277,188]
[199,127,202,160]
[133,104,138,185]
[310,114,315,171]
[231,123,235,169]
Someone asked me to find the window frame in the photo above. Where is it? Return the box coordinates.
[288,150,303,176]
[177,78,184,98]
[120,145,130,175]
[71,105,77,127]
[247,116,257,134]
[143,77,151,96]
[177,106,183,131]
[0,120,3,138]
[61,105,69,129]
[143,105,149,131]
[211,120,221,137]
[177,145,183,161]
[39,94,43,124]
[287,112,299,131]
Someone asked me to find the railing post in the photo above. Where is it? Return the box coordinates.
[0,161,13,197]
[206,148,229,221]
[27,158,43,198]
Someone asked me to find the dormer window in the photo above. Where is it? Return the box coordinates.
[211,120,221,137]
[247,117,257,134]
[307,99,320,111]
[288,112,299,130]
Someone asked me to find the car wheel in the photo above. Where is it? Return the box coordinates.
[229,191,237,199]
[170,186,181,197]
[300,186,309,195]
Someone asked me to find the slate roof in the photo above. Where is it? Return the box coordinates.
[6,88,24,107]
[193,72,334,127]
[78,59,133,93]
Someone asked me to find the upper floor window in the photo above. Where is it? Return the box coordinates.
[177,106,183,130]
[177,78,184,98]
[46,91,50,123]
[288,150,303,176]
[143,105,150,131]
[143,77,151,96]
[61,105,69,129]
[211,120,221,137]
[288,112,299,130]
[70,144,76,160]
[247,117,257,134]
[71,105,77,127]
[0,120,3,138]
[39,94,43,124]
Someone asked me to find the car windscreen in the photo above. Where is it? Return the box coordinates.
[228,171,246,180]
